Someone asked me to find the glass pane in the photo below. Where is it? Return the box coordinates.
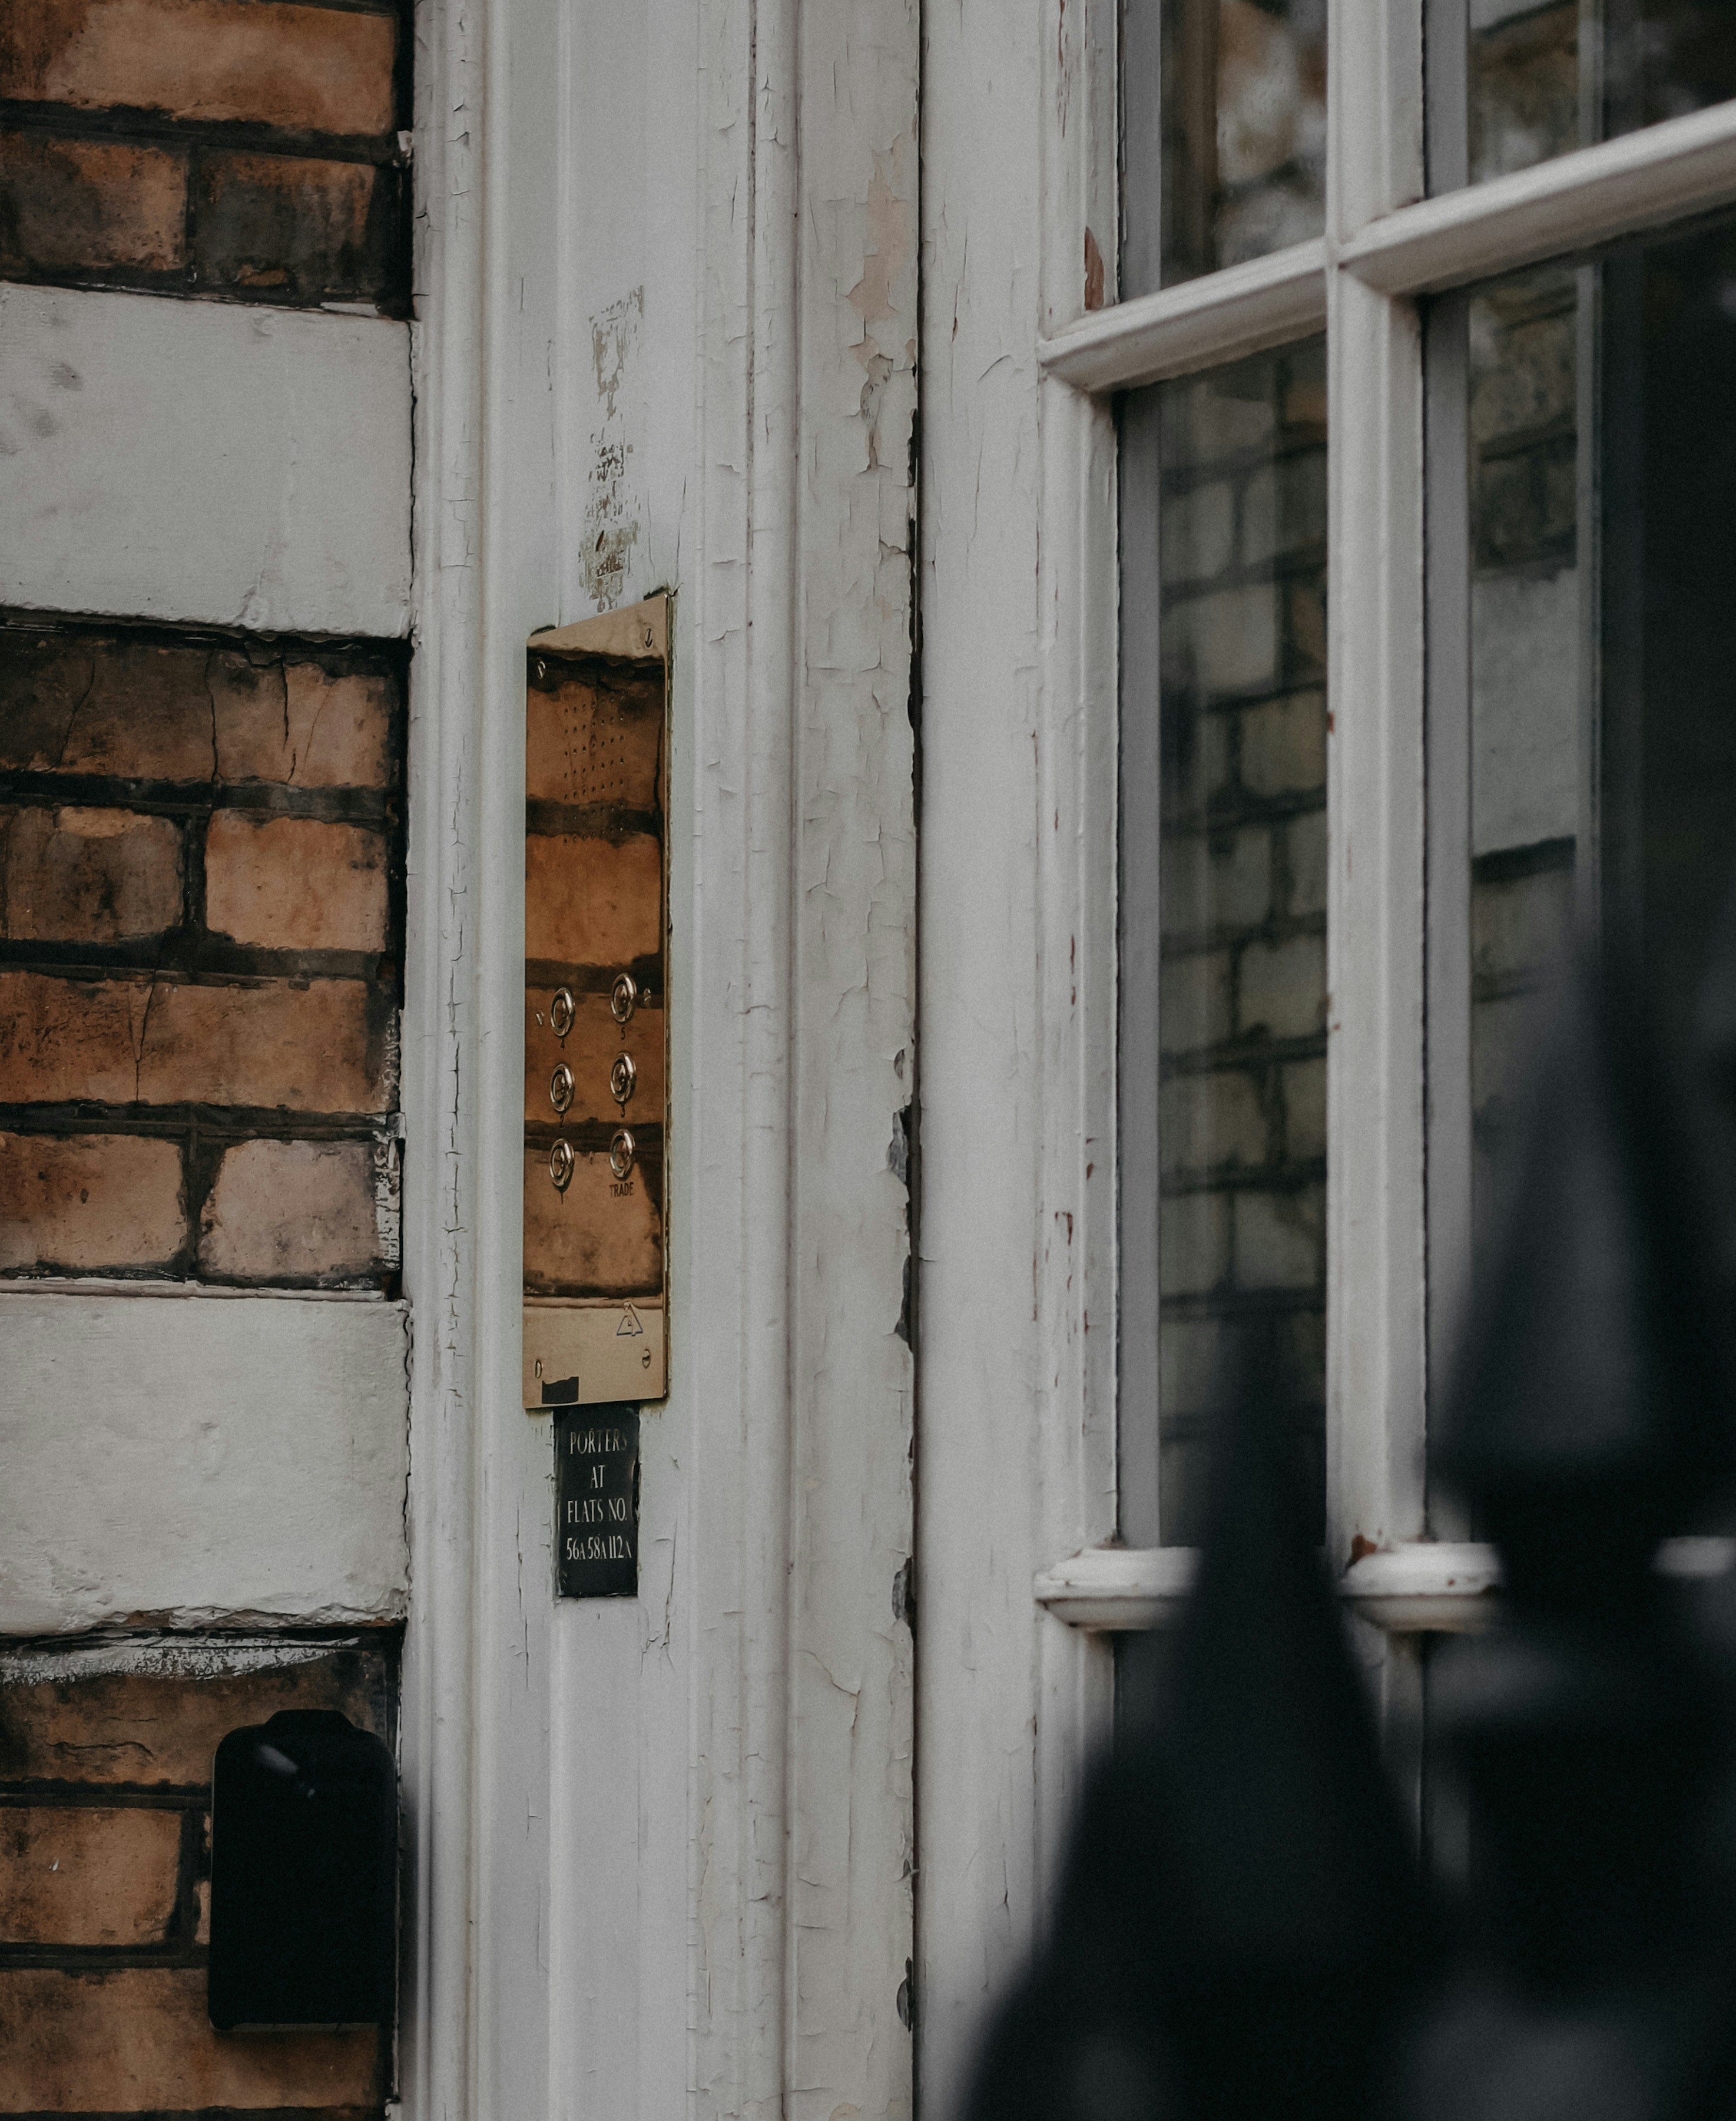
[1430,0,1736,193]
[1125,339,1328,1546]
[1465,260,1586,1222]
[1445,217,1736,1273]
[1123,0,1327,296]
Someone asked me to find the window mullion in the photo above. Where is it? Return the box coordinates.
[1325,0,1429,1579]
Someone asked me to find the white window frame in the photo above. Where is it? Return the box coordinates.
[1026,14,1736,1639]
[914,8,1736,2114]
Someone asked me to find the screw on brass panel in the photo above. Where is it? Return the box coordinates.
[609,1053,637,1106]
[549,1064,575,1114]
[548,1139,575,1193]
[610,972,638,1025]
[550,987,575,1038]
[609,1128,636,1180]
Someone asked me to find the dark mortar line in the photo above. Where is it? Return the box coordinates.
[1164,789,1328,830]
[0,613,412,669]
[1157,1030,1328,1078]
[0,1267,394,1292]
[0,942,400,984]
[1158,436,1329,494]
[0,1786,207,1809]
[1157,909,1329,961]
[0,1105,396,1137]
[1158,1157,1328,1199]
[1158,555,1329,610]
[0,1942,210,1970]
[0,100,405,167]
[1158,1285,1326,1321]
[1157,544,1330,603]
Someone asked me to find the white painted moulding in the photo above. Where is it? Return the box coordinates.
[1033,1538,1736,1633]
[1032,1545,1201,1629]
[0,284,412,637]
[0,1291,410,1635]
[1340,99,1736,298]
[1038,239,1327,394]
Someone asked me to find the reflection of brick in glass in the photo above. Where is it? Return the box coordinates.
[1148,337,1328,1544]
[1161,0,1326,284]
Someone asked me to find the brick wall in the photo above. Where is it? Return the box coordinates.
[1469,2,1576,184]
[1161,0,1327,282]
[0,0,409,312]
[0,2,413,2106]
[0,1636,395,2115]
[0,616,405,1287]
[1152,338,1328,1546]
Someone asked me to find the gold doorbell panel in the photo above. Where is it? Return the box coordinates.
[522,594,670,1409]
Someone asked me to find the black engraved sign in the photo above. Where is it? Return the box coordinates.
[555,1404,640,1597]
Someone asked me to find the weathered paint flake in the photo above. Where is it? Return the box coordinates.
[584,287,643,610]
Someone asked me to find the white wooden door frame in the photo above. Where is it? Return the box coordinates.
[917,0,1122,2110]
[400,0,919,2116]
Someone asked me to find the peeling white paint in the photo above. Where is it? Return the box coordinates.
[0,284,412,637]
[392,0,919,2110]
[581,288,644,610]
[0,1293,409,1637]
[917,0,1122,2113]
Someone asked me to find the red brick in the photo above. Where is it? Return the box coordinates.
[0,636,405,797]
[198,1137,387,1281]
[213,659,395,789]
[525,833,662,968]
[0,971,142,1103]
[0,634,216,782]
[204,813,388,953]
[0,131,184,276]
[0,1966,383,2110]
[0,0,397,137]
[0,634,399,788]
[0,1644,390,1787]
[138,977,390,1110]
[193,150,393,306]
[0,1806,181,1947]
[0,806,182,944]
[0,1133,184,1272]
[524,1145,661,1296]
[0,969,390,1113]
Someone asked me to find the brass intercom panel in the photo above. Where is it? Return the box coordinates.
[522,594,670,1409]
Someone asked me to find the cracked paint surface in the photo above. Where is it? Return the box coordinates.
[784,75,918,2121]
[583,289,644,611]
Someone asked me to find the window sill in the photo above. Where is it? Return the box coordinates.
[1033,1537,1735,1634]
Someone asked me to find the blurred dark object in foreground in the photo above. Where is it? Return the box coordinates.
[964,944,1736,2121]
[966,1319,1427,2121]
